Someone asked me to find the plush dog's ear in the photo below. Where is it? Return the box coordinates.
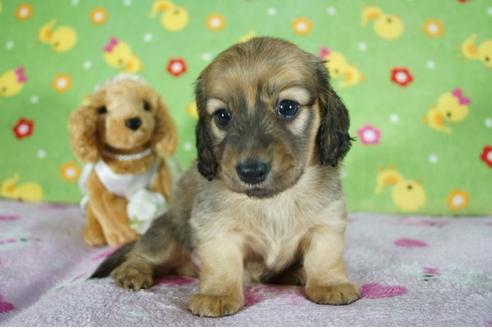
[151,96,178,156]
[315,61,353,167]
[194,78,218,181]
[69,105,100,163]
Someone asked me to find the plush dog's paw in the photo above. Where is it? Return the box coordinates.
[83,226,106,247]
[188,293,243,317]
[305,282,360,305]
[111,262,153,290]
[105,226,138,247]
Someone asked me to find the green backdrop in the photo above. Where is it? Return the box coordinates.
[1,0,491,215]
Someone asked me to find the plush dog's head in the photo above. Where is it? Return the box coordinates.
[69,76,177,162]
[195,37,352,198]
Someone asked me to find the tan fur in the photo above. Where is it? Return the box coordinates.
[101,38,359,317]
[69,77,177,247]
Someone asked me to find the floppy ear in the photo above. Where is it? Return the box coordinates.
[69,105,100,163]
[315,61,353,167]
[151,96,178,156]
[194,78,218,181]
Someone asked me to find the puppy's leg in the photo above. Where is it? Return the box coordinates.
[303,226,360,305]
[82,204,106,246]
[111,216,182,290]
[189,235,244,317]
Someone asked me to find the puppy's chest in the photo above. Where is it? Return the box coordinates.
[239,199,315,274]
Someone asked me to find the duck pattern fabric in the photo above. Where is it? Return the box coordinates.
[0,0,491,215]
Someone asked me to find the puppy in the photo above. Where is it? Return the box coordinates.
[92,37,360,317]
[70,76,177,247]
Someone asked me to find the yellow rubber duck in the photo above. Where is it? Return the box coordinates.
[320,47,363,88]
[361,6,403,41]
[1,175,43,202]
[0,66,27,98]
[150,0,189,31]
[38,19,77,52]
[375,167,426,212]
[423,88,470,134]
[461,34,492,68]
[239,30,256,43]
[103,37,143,73]
[187,102,198,119]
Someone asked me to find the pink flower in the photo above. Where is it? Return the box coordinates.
[361,283,407,299]
[394,238,429,248]
[423,267,440,275]
[357,124,381,145]
[0,296,15,313]
[166,58,187,77]
[391,67,413,87]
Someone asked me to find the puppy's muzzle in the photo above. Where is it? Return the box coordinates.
[125,117,142,131]
[236,160,270,185]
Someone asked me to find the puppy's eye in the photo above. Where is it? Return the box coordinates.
[214,108,231,128]
[277,100,300,119]
[143,100,152,112]
[97,106,108,114]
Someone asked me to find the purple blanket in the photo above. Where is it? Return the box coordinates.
[1,200,491,326]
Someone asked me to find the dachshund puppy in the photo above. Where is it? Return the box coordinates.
[92,37,359,317]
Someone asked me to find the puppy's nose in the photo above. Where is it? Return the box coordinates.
[236,160,270,185]
[125,117,142,131]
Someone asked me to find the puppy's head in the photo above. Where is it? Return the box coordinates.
[69,77,177,162]
[195,37,352,198]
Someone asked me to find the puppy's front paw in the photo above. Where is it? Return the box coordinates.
[111,262,153,290]
[305,282,360,305]
[189,293,243,317]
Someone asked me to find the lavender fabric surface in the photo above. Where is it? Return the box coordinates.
[1,200,491,326]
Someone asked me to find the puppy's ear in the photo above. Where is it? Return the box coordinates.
[151,96,178,156]
[194,78,218,181]
[315,61,353,167]
[69,105,100,163]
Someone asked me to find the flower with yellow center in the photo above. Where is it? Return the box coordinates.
[60,162,81,182]
[15,3,33,21]
[447,189,469,211]
[52,74,72,93]
[423,19,444,38]
[206,13,226,32]
[90,7,108,25]
[291,17,313,36]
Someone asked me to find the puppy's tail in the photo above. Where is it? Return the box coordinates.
[90,242,135,279]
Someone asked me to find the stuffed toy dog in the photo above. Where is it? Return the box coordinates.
[69,75,179,247]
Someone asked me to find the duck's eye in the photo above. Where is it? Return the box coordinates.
[277,99,300,119]
[143,100,152,111]
[97,106,108,114]
[214,108,231,128]
[407,184,413,190]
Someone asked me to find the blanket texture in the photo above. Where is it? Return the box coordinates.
[0,200,491,326]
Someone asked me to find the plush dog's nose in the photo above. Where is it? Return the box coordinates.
[236,160,270,185]
[125,117,142,131]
